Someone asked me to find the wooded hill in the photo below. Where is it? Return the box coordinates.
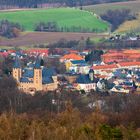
[0,0,133,9]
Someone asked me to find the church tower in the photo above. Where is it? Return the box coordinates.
[12,56,22,82]
[89,69,94,81]
[33,56,42,91]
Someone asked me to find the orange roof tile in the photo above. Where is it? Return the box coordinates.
[102,53,123,57]
[93,64,118,70]
[128,55,140,59]
[61,53,84,61]
[123,50,140,54]
[119,62,140,67]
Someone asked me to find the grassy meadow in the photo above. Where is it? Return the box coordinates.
[0,8,108,32]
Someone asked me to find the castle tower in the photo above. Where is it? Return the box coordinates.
[12,55,22,82]
[33,56,42,91]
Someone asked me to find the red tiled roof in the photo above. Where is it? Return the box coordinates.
[123,50,140,54]
[27,49,49,53]
[93,62,140,70]
[93,64,118,70]
[61,53,84,61]
[119,62,140,67]
[102,53,123,57]
[128,55,140,59]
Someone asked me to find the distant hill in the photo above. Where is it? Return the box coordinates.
[84,0,140,15]
[0,0,133,9]
[84,0,140,33]
[0,8,109,32]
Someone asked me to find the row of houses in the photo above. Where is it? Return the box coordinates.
[60,50,140,94]
[102,49,140,63]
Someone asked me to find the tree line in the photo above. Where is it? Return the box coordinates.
[35,21,103,33]
[0,0,132,9]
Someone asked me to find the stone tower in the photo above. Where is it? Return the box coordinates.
[33,56,42,91]
[12,56,22,82]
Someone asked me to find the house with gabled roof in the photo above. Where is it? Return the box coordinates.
[60,53,84,63]
[66,60,90,74]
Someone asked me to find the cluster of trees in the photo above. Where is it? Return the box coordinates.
[35,22,102,33]
[0,106,139,140]
[96,39,140,50]
[48,39,79,49]
[0,0,133,9]
[101,9,136,31]
[0,76,140,139]
[34,35,140,51]
[0,20,23,38]
[35,22,59,32]
[85,50,104,63]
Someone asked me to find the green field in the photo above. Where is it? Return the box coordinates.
[0,8,108,32]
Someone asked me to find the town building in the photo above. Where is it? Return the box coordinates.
[66,60,90,74]
[75,69,98,92]
[60,53,84,63]
[102,50,140,63]
[12,56,58,95]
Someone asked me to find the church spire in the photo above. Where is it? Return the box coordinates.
[34,55,41,69]
[13,55,21,68]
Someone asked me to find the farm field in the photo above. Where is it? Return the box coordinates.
[84,0,140,33]
[84,0,140,15]
[0,32,109,47]
[116,13,140,33]
[0,8,108,32]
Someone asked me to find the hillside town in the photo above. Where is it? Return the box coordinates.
[0,0,140,139]
[0,48,140,95]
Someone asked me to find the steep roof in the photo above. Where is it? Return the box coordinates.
[42,67,57,84]
[76,74,98,84]
[42,67,57,77]
[20,77,32,83]
[42,77,54,84]
[34,56,41,69]
[23,69,34,78]
[13,55,21,68]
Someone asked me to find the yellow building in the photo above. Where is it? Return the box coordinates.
[12,56,58,95]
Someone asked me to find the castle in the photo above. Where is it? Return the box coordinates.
[12,56,58,95]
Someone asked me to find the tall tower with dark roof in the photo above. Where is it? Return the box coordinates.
[33,56,42,91]
[89,69,94,81]
[12,56,22,82]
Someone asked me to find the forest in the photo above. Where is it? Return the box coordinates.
[0,76,139,139]
[0,0,133,9]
